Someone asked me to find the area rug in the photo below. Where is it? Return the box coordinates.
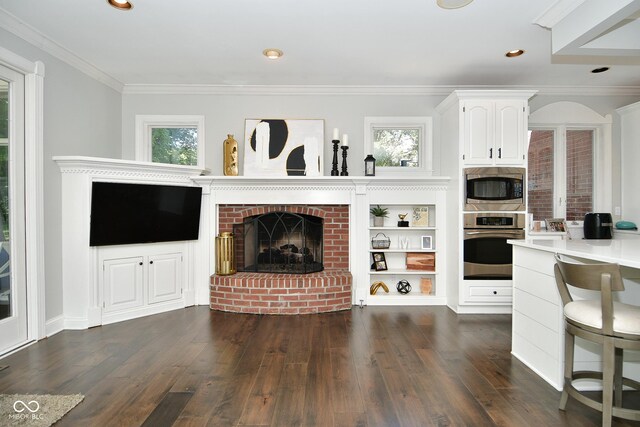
[0,394,84,426]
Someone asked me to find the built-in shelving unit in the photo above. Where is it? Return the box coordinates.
[366,199,446,306]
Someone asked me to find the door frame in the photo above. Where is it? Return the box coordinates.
[0,46,45,344]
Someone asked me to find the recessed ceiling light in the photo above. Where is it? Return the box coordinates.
[591,67,610,73]
[505,49,525,58]
[263,49,283,60]
[437,0,474,9]
[107,0,133,10]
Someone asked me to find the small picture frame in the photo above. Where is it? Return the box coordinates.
[372,252,388,271]
[412,207,429,227]
[421,235,433,250]
[545,218,567,232]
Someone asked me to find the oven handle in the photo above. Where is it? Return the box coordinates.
[464,229,525,239]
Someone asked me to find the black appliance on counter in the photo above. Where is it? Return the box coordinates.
[584,213,613,239]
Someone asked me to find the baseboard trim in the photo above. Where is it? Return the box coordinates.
[45,315,65,337]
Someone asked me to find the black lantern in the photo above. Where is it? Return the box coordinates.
[364,154,376,176]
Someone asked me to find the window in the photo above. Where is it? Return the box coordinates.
[528,128,594,221]
[135,115,205,168]
[364,117,432,175]
[527,101,612,223]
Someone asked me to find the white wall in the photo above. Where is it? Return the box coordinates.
[122,92,640,207]
[121,93,446,176]
[1,29,122,322]
[618,101,640,228]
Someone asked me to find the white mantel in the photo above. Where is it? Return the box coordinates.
[54,155,209,179]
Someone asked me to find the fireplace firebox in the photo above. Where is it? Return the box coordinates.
[234,212,323,274]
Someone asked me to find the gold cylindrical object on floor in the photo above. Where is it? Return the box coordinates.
[215,232,236,275]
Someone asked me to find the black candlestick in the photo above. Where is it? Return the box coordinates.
[331,140,340,176]
[340,146,349,176]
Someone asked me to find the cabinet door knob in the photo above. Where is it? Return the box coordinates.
[149,261,154,264]
[139,262,143,266]
[493,290,497,295]
[489,148,493,159]
[498,148,502,158]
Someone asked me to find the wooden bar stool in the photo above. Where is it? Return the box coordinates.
[554,254,640,426]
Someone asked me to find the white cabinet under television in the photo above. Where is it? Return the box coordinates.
[99,243,186,325]
[365,187,447,306]
[103,256,144,313]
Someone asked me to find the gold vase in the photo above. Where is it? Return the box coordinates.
[215,232,236,275]
[223,134,238,176]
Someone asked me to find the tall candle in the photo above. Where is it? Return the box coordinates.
[342,134,349,146]
[333,128,339,141]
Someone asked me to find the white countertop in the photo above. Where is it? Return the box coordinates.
[509,238,640,269]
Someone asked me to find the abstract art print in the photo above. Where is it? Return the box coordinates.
[244,119,323,176]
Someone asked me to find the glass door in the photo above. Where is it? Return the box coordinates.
[0,64,27,354]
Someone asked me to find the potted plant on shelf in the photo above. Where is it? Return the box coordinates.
[370,205,389,227]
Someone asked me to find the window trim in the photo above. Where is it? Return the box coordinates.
[364,116,432,176]
[135,115,205,168]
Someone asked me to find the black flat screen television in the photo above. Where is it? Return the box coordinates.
[90,182,203,246]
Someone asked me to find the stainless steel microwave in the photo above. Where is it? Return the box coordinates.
[464,167,525,211]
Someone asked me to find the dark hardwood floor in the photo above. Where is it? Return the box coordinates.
[1,306,638,426]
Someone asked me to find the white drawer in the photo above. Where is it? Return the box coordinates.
[463,284,512,304]
[469,286,512,297]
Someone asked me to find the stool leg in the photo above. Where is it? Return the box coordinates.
[560,329,574,410]
[602,339,615,427]
[615,347,623,408]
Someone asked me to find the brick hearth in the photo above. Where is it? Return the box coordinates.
[210,271,352,315]
[211,204,352,315]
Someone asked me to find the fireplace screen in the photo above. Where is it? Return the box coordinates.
[234,212,323,274]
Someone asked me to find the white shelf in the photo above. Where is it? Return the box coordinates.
[366,294,447,306]
[369,226,436,231]
[370,269,437,275]
[369,249,435,253]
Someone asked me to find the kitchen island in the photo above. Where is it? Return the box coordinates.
[509,238,640,390]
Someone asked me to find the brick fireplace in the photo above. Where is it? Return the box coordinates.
[210,204,352,314]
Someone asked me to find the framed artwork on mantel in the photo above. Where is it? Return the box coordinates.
[244,119,323,177]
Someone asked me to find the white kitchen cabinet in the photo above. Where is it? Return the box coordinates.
[437,90,536,313]
[148,253,183,304]
[99,243,187,325]
[463,98,527,166]
[103,256,144,313]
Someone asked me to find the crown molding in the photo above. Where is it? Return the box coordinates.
[122,83,640,97]
[0,7,123,92]
[122,84,458,96]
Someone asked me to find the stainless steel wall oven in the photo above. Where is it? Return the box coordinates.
[463,213,525,280]
[464,167,525,211]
